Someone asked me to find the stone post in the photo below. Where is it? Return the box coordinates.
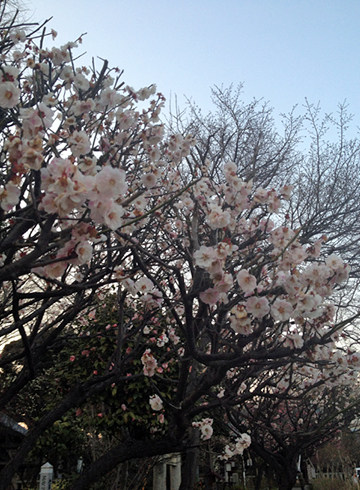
[153,458,166,490]
[169,454,181,490]
[39,462,53,490]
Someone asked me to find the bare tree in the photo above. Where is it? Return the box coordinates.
[169,84,304,189]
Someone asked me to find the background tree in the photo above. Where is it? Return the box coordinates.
[225,379,360,490]
[169,84,304,188]
[174,86,360,303]
[313,428,360,480]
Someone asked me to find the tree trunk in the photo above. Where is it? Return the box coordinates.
[254,463,264,490]
[277,468,297,490]
[179,430,199,490]
[204,440,214,490]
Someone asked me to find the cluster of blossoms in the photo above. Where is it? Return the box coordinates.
[141,349,158,377]
[192,418,214,440]
[194,242,239,305]
[191,172,352,369]
[221,433,252,460]
[139,324,182,377]
[0,27,197,284]
[117,274,164,310]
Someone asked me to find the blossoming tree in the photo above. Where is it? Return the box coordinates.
[0,14,359,490]
[174,85,360,309]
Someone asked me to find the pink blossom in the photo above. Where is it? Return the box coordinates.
[95,166,128,198]
[73,241,93,265]
[103,200,124,230]
[10,29,26,44]
[141,172,158,188]
[237,269,257,293]
[193,245,216,269]
[137,85,156,101]
[149,394,163,411]
[296,293,320,314]
[140,289,163,308]
[230,315,253,335]
[223,160,237,175]
[259,218,275,232]
[134,196,148,213]
[214,273,233,293]
[254,187,268,203]
[73,99,96,117]
[69,130,91,157]
[168,328,180,345]
[135,276,154,293]
[0,66,19,83]
[271,299,293,322]
[0,81,20,108]
[200,424,213,440]
[157,332,169,347]
[284,332,304,349]
[200,288,220,305]
[20,148,44,171]
[0,181,21,211]
[245,296,270,319]
[325,254,344,271]
[304,263,332,284]
[43,260,68,279]
[74,73,90,91]
[206,205,231,229]
[99,87,123,109]
[215,241,237,259]
[192,418,214,440]
[279,184,293,200]
[40,158,89,216]
[221,433,251,460]
[235,434,251,454]
[330,263,351,284]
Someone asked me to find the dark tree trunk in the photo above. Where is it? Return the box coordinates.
[276,467,298,490]
[204,442,214,490]
[254,463,264,490]
[179,429,199,490]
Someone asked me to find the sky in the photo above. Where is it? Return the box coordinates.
[26,0,360,138]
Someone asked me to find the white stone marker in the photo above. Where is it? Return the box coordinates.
[39,462,53,490]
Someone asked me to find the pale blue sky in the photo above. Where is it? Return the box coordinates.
[28,0,360,136]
